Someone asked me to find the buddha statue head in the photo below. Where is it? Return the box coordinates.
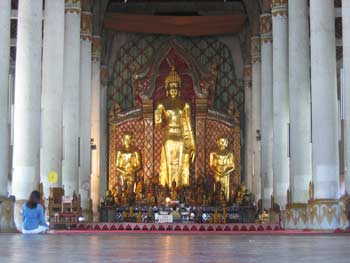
[217,137,229,150]
[165,67,181,98]
[122,133,132,149]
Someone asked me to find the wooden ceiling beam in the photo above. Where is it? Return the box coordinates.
[104,13,246,36]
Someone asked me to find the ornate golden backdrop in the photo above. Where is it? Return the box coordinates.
[108,35,243,203]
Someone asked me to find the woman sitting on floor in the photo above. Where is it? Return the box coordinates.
[22,190,48,234]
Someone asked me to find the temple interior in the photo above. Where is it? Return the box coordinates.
[1,0,350,261]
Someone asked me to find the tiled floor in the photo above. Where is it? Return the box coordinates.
[0,233,350,263]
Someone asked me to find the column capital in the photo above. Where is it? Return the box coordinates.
[243,64,252,83]
[92,35,102,62]
[251,36,261,64]
[272,0,288,17]
[101,65,108,87]
[81,11,92,41]
[65,0,81,14]
[272,0,288,7]
[260,14,272,43]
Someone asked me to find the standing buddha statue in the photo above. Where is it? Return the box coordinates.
[155,67,196,188]
[209,137,235,202]
[115,133,141,196]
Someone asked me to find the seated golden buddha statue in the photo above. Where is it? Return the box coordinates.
[236,182,253,205]
[155,67,196,188]
[170,180,178,201]
[115,133,141,195]
[209,137,235,202]
[259,209,270,223]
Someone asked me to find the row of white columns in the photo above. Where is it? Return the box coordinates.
[288,0,312,204]
[343,0,350,193]
[0,0,107,225]
[0,0,14,231]
[251,37,262,202]
[41,0,65,197]
[62,1,81,197]
[260,13,273,209]
[91,37,102,219]
[247,0,342,212]
[0,0,11,197]
[79,11,93,213]
[12,0,43,204]
[271,2,289,207]
[310,0,339,200]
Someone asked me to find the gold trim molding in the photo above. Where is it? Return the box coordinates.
[260,14,272,43]
[272,0,288,7]
[286,204,308,226]
[243,65,252,81]
[309,199,338,226]
[251,36,261,63]
[271,0,287,17]
[81,12,93,41]
[65,0,81,14]
[92,35,102,61]
[272,0,288,17]
[285,197,350,229]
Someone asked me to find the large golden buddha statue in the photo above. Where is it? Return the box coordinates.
[155,67,196,188]
[210,137,235,202]
[115,133,141,194]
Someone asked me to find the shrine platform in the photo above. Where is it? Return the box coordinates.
[48,222,350,235]
[50,222,283,233]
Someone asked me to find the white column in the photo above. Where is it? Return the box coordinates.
[91,35,101,220]
[289,0,312,203]
[0,0,11,197]
[310,0,339,199]
[260,13,274,209]
[62,0,81,196]
[79,11,93,214]
[272,0,289,208]
[12,0,43,227]
[99,65,108,199]
[244,65,253,191]
[251,36,262,203]
[40,0,65,197]
[344,0,350,193]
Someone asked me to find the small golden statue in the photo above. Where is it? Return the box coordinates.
[236,182,253,205]
[236,183,246,204]
[214,208,219,224]
[259,209,270,223]
[137,211,142,223]
[135,179,144,202]
[155,66,196,188]
[116,133,141,196]
[170,180,178,200]
[210,137,235,202]
[146,189,155,206]
[223,206,227,224]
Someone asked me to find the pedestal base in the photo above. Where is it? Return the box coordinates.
[284,203,308,229]
[0,196,17,232]
[284,197,349,230]
[14,200,26,231]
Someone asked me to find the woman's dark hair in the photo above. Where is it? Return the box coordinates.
[26,190,41,209]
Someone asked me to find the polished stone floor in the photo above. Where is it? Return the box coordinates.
[0,233,350,263]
